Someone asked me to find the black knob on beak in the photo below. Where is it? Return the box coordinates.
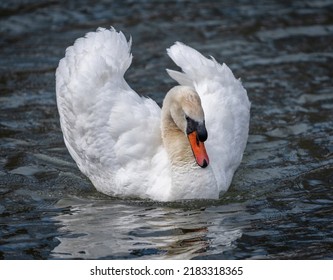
[186,115,208,142]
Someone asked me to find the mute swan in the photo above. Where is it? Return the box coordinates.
[56,27,250,201]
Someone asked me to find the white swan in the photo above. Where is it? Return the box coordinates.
[56,27,250,201]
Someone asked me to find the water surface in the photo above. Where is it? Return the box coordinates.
[0,0,333,259]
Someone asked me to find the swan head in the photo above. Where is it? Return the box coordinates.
[162,86,209,168]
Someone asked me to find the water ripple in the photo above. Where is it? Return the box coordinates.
[1,0,333,259]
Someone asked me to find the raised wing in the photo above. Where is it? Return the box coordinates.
[56,28,162,196]
[167,42,250,191]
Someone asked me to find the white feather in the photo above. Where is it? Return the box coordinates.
[56,28,169,200]
[56,28,250,201]
[167,42,251,191]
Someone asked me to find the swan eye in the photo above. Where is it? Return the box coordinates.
[185,115,198,135]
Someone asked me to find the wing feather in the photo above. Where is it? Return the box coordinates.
[56,28,163,196]
[167,42,250,191]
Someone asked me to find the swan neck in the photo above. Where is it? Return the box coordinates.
[161,110,194,168]
[160,88,218,199]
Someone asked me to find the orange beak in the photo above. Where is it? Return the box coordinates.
[188,131,209,168]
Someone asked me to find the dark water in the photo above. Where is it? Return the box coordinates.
[1,0,333,259]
